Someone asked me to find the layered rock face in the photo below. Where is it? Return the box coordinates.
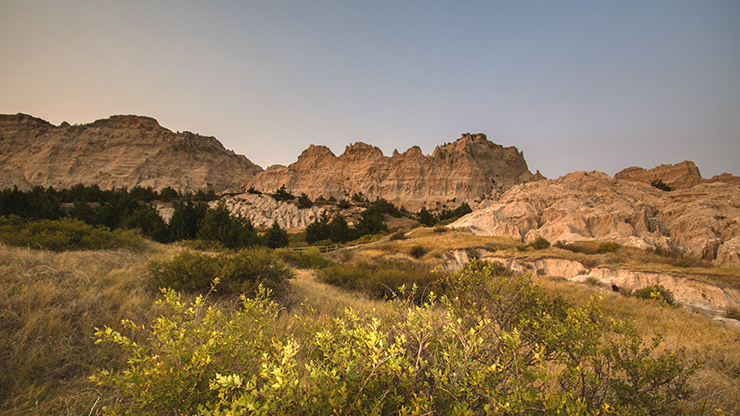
[0,114,262,192]
[217,194,327,229]
[615,161,740,189]
[449,171,740,267]
[247,133,544,211]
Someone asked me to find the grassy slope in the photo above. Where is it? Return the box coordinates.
[1,227,739,414]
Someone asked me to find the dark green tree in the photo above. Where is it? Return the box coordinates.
[196,202,257,249]
[305,212,331,244]
[417,207,436,227]
[329,214,354,243]
[354,207,387,236]
[296,193,313,209]
[168,197,208,241]
[264,220,289,249]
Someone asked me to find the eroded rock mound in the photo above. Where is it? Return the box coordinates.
[248,133,544,211]
[615,161,740,189]
[449,171,740,267]
[0,113,262,192]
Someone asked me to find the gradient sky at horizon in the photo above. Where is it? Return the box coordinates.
[2,1,738,179]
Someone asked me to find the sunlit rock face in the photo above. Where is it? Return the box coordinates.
[0,113,262,193]
[615,160,740,189]
[449,170,740,267]
[247,133,545,211]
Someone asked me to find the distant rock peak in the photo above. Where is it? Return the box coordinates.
[615,160,738,189]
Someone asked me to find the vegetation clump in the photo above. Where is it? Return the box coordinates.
[409,244,427,259]
[651,179,674,192]
[0,216,145,251]
[148,248,294,296]
[632,284,677,307]
[93,260,708,415]
[417,202,472,227]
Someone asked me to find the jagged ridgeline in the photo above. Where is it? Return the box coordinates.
[0,114,544,210]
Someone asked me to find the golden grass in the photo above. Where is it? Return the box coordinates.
[0,243,174,415]
[541,276,740,414]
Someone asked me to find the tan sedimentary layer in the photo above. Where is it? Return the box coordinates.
[247,133,545,211]
[449,171,740,268]
[0,113,262,192]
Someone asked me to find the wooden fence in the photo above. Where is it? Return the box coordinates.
[286,245,339,254]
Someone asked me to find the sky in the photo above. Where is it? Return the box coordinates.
[1,1,739,179]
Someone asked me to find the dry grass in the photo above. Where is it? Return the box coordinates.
[0,243,173,415]
[541,276,740,414]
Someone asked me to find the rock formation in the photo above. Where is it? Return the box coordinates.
[247,133,544,211]
[0,113,262,192]
[216,194,327,229]
[445,250,740,322]
[615,160,740,189]
[449,171,740,267]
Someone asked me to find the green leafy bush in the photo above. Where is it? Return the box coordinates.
[148,248,294,296]
[633,284,677,307]
[94,261,707,415]
[0,216,145,251]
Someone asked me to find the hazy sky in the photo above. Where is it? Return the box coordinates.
[2,1,738,178]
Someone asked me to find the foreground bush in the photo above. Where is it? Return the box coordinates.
[0,216,145,251]
[148,248,294,296]
[93,261,711,415]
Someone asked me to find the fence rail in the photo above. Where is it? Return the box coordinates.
[286,245,339,254]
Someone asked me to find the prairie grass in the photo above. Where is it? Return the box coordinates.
[0,244,171,415]
[542,276,740,414]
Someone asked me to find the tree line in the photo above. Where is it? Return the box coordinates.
[0,185,288,249]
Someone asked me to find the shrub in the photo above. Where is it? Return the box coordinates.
[530,236,551,250]
[95,260,706,415]
[409,244,426,259]
[247,186,262,195]
[317,261,442,302]
[597,241,621,253]
[651,179,674,192]
[0,216,145,251]
[148,248,294,296]
[277,247,331,269]
[724,307,740,321]
[336,198,351,209]
[633,284,677,307]
[389,229,406,241]
[433,225,448,233]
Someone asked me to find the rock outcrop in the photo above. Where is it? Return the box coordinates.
[615,161,740,189]
[445,251,740,322]
[0,113,262,192]
[217,194,327,229]
[247,133,544,211]
[449,171,740,267]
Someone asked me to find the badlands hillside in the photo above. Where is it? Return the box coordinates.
[450,167,740,268]
[0,113,262,192]
[0,114,544,210]
[246,133,545,211]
